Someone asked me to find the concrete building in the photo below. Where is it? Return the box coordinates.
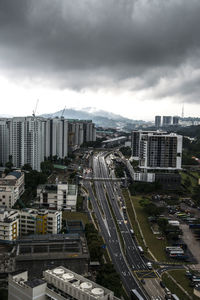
[15,234,89,279]
[162,116,172,126]
[19,209,62,236]
[131,131,182,170]
[8,270,47,300]
[172,116,179,125]
[68,120,96,151]
[0,119,10,166]
[8,265,116,300]
[45,118,68,159]
[9,117,45,171]
[131,130,167,159]
[155,116,161,128]
[0,209,19,242]
[0,209,62,242]
[37,183,77,211]
[0,171,24,208]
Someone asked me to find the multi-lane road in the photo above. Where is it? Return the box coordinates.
[84,152,151,299]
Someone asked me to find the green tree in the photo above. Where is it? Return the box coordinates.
[40,160,54,176]
[96,264,122,297]
[22,164,32,171]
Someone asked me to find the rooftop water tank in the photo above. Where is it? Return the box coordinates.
[62,273,75,280]
[91,288,104,297]
[53,268,65,276]
[80,282,93,290]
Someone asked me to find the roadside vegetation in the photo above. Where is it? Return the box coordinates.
[132,195,169,261]
[162,270,199,300]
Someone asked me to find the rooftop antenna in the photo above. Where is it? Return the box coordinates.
[181,104,184,118]
[33,99,39,117]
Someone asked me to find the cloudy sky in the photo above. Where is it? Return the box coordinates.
[0,0,200,120]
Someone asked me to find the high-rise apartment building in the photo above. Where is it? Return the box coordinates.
[155,116,161,128]
[45,118,68,159]
[172,116,179,125]
[0,117,96,171]
[0,119,10,166]
[9,117,44,171]
[131,131,182,170]
[68,120,96,150]
[162,116,172,126]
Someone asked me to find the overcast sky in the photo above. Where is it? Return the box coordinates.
[0,0,200,120]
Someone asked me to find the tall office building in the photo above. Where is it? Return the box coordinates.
[155,116,161,128]
[163,116,172,126]
[131,131,182,170]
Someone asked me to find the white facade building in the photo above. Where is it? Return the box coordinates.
[0,209,62,242]
[8,266,116,300]
[0,209,19,242]
[131,131,182,170]
[0,171,24,208]
[37,183,77,211]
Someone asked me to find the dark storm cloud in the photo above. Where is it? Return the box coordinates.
[0,0,200,102]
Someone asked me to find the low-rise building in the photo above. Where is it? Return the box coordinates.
[19,209,62,236]
[0,209,62,242]
[15,234,89,279]
[37,183,77,211]
[0,171,24,208]
[0,209,19,242]
[8,265,116,300]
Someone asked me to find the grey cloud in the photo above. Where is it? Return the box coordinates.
[0,0,200,102]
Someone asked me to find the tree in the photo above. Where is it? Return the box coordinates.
[96,264,122,297]
[22,164,32,172]
[40,161,54,176]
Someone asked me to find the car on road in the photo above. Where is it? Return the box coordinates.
[141,279,145,284]
[146,262,152,269]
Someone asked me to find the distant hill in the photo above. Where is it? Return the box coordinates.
[41,108,147,128]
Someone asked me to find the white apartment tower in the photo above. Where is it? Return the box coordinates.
[45,118,68,159]
[132,130,182,170]
[9,117,44,171]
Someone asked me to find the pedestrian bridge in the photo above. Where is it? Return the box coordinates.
[82,177,125,182]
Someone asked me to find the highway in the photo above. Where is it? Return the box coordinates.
[97,154,147,271]
[84,152,149,299]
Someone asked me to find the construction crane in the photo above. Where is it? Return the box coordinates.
[33,99,39,117]
[60,106,66,118]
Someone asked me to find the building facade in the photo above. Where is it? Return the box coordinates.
[37,183,77,211]
[0,171,24,208]
[0,117,96,171]
[0,209,62,242]
[8,266,116,300]
[0,209,19,242]
[131,131,182,170]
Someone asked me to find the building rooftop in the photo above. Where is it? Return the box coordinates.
[6,171,23,179]
[25,278,46,288]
